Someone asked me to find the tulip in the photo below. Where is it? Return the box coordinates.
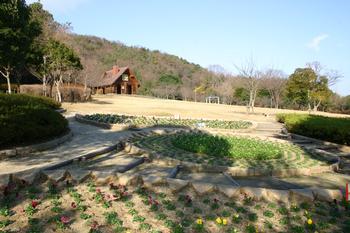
[31,200,39,208]
[216,217,222,224]
[222,218,227,225]
[307,218,313,225]
[60,216,70,224]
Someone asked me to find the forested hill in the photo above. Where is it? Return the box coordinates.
[59,33,219,98]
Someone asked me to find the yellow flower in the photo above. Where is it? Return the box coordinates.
[216,217,222,224]
[307,218,313,225]
[233,213,239,218]
[196,218,203,225]
[222,218,228,225]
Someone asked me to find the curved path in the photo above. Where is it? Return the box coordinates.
[0,115,131,176]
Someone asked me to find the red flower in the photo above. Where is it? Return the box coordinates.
[60,216,70,224]
[105,194,117,201]
[71,202,77,208]
[90,220,98,229]
[96,188,101,193]
[31,200,39,208]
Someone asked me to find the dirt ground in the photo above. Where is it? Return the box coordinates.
[62,95,349,123]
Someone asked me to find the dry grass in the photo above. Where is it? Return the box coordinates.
[62,95,349,123]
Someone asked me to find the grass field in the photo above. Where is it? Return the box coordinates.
[63,95,349,123]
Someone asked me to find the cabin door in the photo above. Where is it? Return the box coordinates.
[127,84,132,94]
[116,84,121,94]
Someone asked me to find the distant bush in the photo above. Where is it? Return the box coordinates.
[20,84,91,102]
[277,113,350,145]
[0,94,68,148]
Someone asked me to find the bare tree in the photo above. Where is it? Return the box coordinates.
[307,61,342,86]
[235,59,262,113]
[261,69,287,109]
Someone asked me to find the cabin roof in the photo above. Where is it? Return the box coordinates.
[90,66,129,87]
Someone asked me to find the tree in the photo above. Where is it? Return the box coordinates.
[43,39,83,102]
[234,87,250,104]
[0,0,41,93]
[158,74,182,99]
[261,69,287,109]
[286,67,331,111]
[26,2,60,96]
[235,59,262,112]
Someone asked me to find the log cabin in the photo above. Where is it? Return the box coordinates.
[91,65,140,94]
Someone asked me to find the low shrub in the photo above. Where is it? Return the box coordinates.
[0,93,60,112]
[0,94,68,148]
[277,113,350,145]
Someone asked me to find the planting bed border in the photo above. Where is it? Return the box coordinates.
[122,129,341,178]
[0,130,73,160]
[0,127,344,205]
[290,133,350,153]
[74,113,258,132]
[1,166,344,204]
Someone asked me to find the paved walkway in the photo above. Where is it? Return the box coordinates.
[0,116,130,176]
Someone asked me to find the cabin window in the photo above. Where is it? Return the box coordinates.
[122,74,129,81]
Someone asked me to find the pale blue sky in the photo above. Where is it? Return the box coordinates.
[28,0,350,95]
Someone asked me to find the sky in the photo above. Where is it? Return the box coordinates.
[27,0,350,96]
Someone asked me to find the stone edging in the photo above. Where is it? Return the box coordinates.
[291,133,350,153]
[75,114,113,129]
[0,130,73,160]
[2,170,343,203]
[55,108,67,114]
[74,113,257,132]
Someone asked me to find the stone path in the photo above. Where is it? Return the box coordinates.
[0,117,131,176]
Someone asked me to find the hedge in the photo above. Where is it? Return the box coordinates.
[276,113,350,145]
[20,84,91,102]
[0,94,68,148]
[0,93,60,112]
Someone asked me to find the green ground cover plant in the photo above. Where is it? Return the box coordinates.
[277,113,350,145]
[83,113,252,129]
[172,133,283,160]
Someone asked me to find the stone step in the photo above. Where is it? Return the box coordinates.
[42,169,68,183]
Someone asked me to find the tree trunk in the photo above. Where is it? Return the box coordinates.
[0,68,11,94]
[43,74,47,96]
[5,72,11,94]
[313,100,321,112]
[275,95,279,109]
[55,75,63,103]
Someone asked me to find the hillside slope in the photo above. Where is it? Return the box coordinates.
[59,33,220,99]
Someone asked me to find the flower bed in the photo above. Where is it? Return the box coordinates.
[172,133,283,160]
[132,132,330,169]
[82,114,252,130]
[0,180,348,232]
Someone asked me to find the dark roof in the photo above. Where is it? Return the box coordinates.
[90,67,129,87]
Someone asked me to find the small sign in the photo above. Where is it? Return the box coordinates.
[196,122,206,128]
